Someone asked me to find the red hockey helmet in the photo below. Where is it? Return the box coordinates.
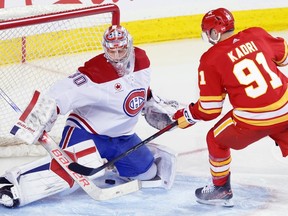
[201,8,234,44]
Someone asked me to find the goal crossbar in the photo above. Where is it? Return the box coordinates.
[0,4,120,30]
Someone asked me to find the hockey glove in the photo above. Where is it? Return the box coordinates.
[173,103,198,129]
[142,91,179,130]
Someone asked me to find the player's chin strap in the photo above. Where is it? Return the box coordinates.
[68,121,178,176]
[0,88,140,201]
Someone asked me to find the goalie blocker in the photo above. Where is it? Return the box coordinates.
[10,91,58,144]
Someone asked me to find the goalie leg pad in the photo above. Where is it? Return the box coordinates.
[1,140,105,207]
[1,156,70,207]
[142,143,178,189]
[127,163,157,181]
[50,140,105,188]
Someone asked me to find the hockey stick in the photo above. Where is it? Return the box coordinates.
[0,89,140,201]
[68,120,178,176]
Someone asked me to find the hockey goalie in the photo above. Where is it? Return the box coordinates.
[0,25,178,208]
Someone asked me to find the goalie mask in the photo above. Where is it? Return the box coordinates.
[102,25,135,77]
[201,8,234,45]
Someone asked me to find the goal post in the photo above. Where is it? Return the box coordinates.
[0,4,120,157]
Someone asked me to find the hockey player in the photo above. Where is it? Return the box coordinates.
[173,8,288,206]
[0,25,178,208]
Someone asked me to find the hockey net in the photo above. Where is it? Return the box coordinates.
[0,4,120,157]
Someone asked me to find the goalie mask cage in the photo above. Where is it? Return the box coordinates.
[0,4,120,157]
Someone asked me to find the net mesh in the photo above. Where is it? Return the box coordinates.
[0,4,117,157]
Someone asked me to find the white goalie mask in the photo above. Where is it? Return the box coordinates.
[102,25,135,77]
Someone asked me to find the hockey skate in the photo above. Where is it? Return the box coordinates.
[195,175,233,207]
[0,177,20,208]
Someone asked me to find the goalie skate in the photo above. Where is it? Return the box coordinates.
[195,175,233,207]
[0,177,20,208]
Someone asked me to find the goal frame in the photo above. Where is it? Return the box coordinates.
[0,3,120,157]
[0,3,120,63]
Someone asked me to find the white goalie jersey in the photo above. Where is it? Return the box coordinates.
[46,47,151,137]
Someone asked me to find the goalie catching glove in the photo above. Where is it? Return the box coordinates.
[173,103,199,129]
[10,90,58,144]
[142,90,179,130]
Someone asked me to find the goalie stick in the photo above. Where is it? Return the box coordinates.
[0,88,140,201]
[68,120,179,176]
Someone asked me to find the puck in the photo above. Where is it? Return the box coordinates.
[105,179,116,185]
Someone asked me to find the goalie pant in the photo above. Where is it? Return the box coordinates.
[2,139,105,207]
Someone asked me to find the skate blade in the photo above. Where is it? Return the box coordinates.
[196,198,234,207]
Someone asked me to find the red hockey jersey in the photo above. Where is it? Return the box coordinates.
[191,27,288,129]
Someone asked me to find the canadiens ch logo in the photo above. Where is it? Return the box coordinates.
[123,88,146,117]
